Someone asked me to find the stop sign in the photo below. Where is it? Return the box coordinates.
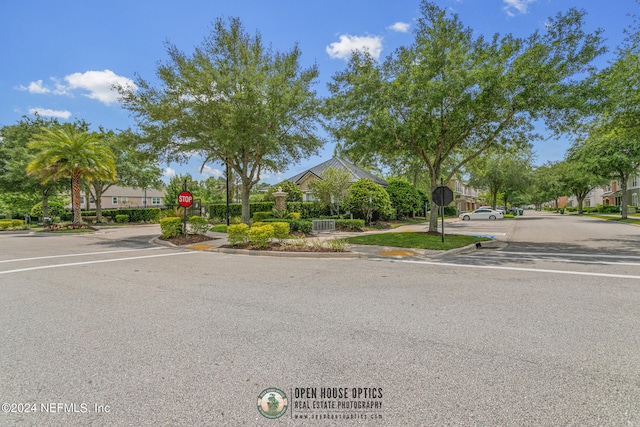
[431,186,454,206]
[178,191,193,207]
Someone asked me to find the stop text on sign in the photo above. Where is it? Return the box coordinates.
[178,191,193,207]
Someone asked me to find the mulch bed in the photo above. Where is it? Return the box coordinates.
[220,243,346,252]
[161,234,218,246]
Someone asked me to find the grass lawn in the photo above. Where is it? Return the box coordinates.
[344,232,490,250]
[590,214,640,225]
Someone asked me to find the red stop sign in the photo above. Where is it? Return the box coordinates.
[178,191,193,207]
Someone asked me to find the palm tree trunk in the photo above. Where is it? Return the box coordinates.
[72,174,83,225]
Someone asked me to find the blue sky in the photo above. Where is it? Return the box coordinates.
[0,0,634,185]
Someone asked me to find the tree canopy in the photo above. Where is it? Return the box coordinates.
[119,17,324,224]
[324,1,604,231]
[27,124,116,225]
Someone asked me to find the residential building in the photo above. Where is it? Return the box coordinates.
[451,178,482,213]
[286,157,388,202]
[75,186,165,210]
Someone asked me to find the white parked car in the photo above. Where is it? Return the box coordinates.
[459,208,504,221]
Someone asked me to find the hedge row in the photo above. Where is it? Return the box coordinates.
[64,208,162,222]
[209,202,330,220]
[262,218,313,234]
[0,219,25,230]
[208,202,274,219]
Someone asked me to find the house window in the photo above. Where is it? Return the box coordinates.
[633,193,638,207]
[633,175,639,188]
[112,197,118,205]
[152,197,161,205]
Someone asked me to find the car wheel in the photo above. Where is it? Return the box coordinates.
[463,215,470,221]
[489,215,496,220]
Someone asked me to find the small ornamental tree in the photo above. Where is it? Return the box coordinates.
[307,167,352,215]
[386,178,422,218]
[343,179,392,224]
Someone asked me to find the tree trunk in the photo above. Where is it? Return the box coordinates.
[577,195,585,215]
[85,187,91,211]
[241,184,251,225]
[620,177,628,220]
[429,201,440,233]
[95,186,104,223]
[40,187,50,220]
[71,174,83,225]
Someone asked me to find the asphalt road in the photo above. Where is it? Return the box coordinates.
[1,213,639,426]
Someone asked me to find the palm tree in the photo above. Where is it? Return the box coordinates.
[27,124,116,225]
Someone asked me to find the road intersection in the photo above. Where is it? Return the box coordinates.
[1,212,638,426]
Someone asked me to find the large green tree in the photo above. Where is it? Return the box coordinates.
[119,17,324,224]
[27,124,116,225]
[467,145,534,210]
[561,151,608,215]
[324,1,604,232]
[0,116,68,218]
[570,124,640,219]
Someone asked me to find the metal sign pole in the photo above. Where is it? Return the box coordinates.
[183,179,187,236]
[441,178,445,243]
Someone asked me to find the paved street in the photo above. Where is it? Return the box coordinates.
[1,213,639,426]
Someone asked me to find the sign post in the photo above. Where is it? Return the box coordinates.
[431,179,454,243]
[178,183,194,236]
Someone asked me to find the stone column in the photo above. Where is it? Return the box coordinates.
[273,187,288,213]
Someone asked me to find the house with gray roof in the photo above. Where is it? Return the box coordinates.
[287,157,387,202]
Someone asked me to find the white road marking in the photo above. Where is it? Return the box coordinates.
[0,247,164,264]
[370,258,640,280]
[0,252,197,275]
[496,251,640,260]
[457,254,640,266]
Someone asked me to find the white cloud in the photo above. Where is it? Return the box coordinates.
[503,0,536,16]
[64,70,137,105]
[163,167,177,178]
[28,107,72,119]
[388,22,410,33]
[326,34,384,60]
[16,70,137,106]
[200,165,224,177]
[17,80,50,94]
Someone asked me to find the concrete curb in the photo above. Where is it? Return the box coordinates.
[150,235,505,259]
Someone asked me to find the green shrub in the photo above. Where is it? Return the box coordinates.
[84,208,161,223]
[160,217,182,238]
[188,216,209,235]
[0,219,26,230]
[208,202,275,219]
[343,179,393,222]
[227,224,249,245]
[336,219,365,231]
[249,225,274,248]
[30,200,67,219]
[251,221,268,228]
[211,224,227,233]
[253,211,273,222]
[287,211,301,220]
[286,202,330,219]
[270,222,291,240]
[115,214,130,223]
[262,218,312,234]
